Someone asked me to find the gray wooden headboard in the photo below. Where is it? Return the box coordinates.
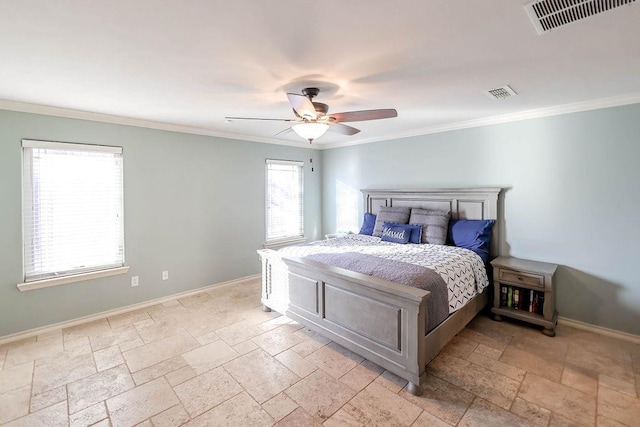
[362,188,502,258]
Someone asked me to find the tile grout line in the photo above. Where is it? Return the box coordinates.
[423,366,485,426]
[182,381,244,423]
[336,362,378,420]
[103,391,114,426]
[69,367,176,425]
[404,394,423,427]
[455,395,477,426]
[507,370,536,425]
[559,339,591,427]
[630,354,640,399]
[408,410,424,427]
[429,408,455,427]
[28,358,35,416]
[281,385,325,423]
[431,360,536,425]
[508,367,526,413]
[234,338,346,423]
[162,376,186,424]
[64,385,70,420]
[594,374,600,427]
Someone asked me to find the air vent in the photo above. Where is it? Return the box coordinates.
[525,0,636,35]
[485,85,517,100]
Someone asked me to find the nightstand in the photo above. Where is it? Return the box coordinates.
[490,256,558,336]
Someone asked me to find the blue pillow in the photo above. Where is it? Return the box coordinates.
[359,213,376,235]
[448,219,495,263]
[383,222,422,244]
[381,224,412,244]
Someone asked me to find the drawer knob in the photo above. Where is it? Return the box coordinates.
[518,276,523,280]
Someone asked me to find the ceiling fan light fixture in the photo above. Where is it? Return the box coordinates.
[227,87,396,141]
[292,122,329,141]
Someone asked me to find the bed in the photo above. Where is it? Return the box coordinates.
[257,188,502,396]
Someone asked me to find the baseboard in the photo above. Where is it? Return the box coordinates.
[0,274,260,346]
[5,284,637,348]
[558,316,640,345]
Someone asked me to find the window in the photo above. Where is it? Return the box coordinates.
[265,159,304,243]
[21,139,125,285]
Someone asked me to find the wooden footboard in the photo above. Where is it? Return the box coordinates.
[258,248,489,395]
[259,249,431,393]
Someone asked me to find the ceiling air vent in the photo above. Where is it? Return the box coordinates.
[485,85,517,100]
[525,0,637,35]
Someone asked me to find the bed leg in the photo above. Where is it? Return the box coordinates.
[262,305,272,312]
[407,382,423,396]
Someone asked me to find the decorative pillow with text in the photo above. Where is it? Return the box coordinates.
[383,222,422,244]
[381,224,412,244]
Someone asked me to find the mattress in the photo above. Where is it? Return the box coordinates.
[279,234,490,314]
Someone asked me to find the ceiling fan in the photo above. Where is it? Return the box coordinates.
[225,87,398,143]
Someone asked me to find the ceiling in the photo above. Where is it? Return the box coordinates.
[1,1,639,148]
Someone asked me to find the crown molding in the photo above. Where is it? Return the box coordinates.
[318,92,640,150]
[0,99,307,149]
[2,92,640,151]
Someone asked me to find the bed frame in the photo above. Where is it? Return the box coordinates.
[257,188,502,396]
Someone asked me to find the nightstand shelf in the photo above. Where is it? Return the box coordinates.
[490,256,558,336]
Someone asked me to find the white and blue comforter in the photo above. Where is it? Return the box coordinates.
[279,234,490,314]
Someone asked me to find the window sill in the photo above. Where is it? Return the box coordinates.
[17,266,130,292]
[263,237,306,249]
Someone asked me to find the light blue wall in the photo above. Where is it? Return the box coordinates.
[3,103,639,337]
[0,110,322,337]
[322,103,640,335]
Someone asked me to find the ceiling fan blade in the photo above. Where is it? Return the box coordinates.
[287,93,317,119]
[274,127,293,137]
[328,122,360,136]
[329,109,397,122]
[225,117,292,121]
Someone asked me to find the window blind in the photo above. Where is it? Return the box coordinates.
[22,139,125,282]
[265,159,304,242]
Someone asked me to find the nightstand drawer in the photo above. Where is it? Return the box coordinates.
[499,269,545,289]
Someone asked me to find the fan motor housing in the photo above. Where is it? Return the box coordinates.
[302,87,320,98]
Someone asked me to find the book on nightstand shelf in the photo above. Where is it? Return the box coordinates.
[499,284,545,315]
[501,286,507,307]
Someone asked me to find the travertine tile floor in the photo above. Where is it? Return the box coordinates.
[1,277,640,426]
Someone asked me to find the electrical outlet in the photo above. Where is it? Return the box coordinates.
[162,271,169,281]
[131,276,139,287]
